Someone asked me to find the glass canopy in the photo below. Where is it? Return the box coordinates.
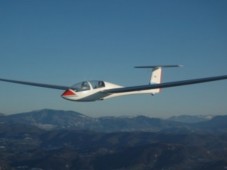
[72,81,105,92]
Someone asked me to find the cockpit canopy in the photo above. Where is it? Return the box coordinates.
[72,80,105,92]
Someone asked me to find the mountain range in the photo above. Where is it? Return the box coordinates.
[0,109,226,133]
[0,109,227,170]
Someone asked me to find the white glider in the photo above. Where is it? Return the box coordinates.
[0,65,227,102]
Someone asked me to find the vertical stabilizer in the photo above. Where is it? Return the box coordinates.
[150,67,162,84]
[135,65,182,95]
[149,67,162,94]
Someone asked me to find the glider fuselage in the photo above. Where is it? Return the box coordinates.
[61,80,157,101]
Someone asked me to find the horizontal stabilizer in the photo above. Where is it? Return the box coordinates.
[135,65,183,69]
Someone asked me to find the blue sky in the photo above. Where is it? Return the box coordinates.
[0,0,227,118]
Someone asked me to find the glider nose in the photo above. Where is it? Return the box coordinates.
[61,89,76,99]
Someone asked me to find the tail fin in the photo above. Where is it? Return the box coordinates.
[150,67,162,84]
[135,65,182,94]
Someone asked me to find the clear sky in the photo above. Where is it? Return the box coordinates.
[0,0,227,118]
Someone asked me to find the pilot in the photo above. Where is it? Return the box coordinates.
[98,81,104,87]
[81,82,89,90]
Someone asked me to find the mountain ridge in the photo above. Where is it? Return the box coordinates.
[0,109,227,170]
[168,115,212,123]
[1,109,227,133]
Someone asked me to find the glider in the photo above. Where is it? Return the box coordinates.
[0,65,227,102]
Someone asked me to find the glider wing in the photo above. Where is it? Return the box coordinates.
[104,75,227,93]
[0,78,69,90]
